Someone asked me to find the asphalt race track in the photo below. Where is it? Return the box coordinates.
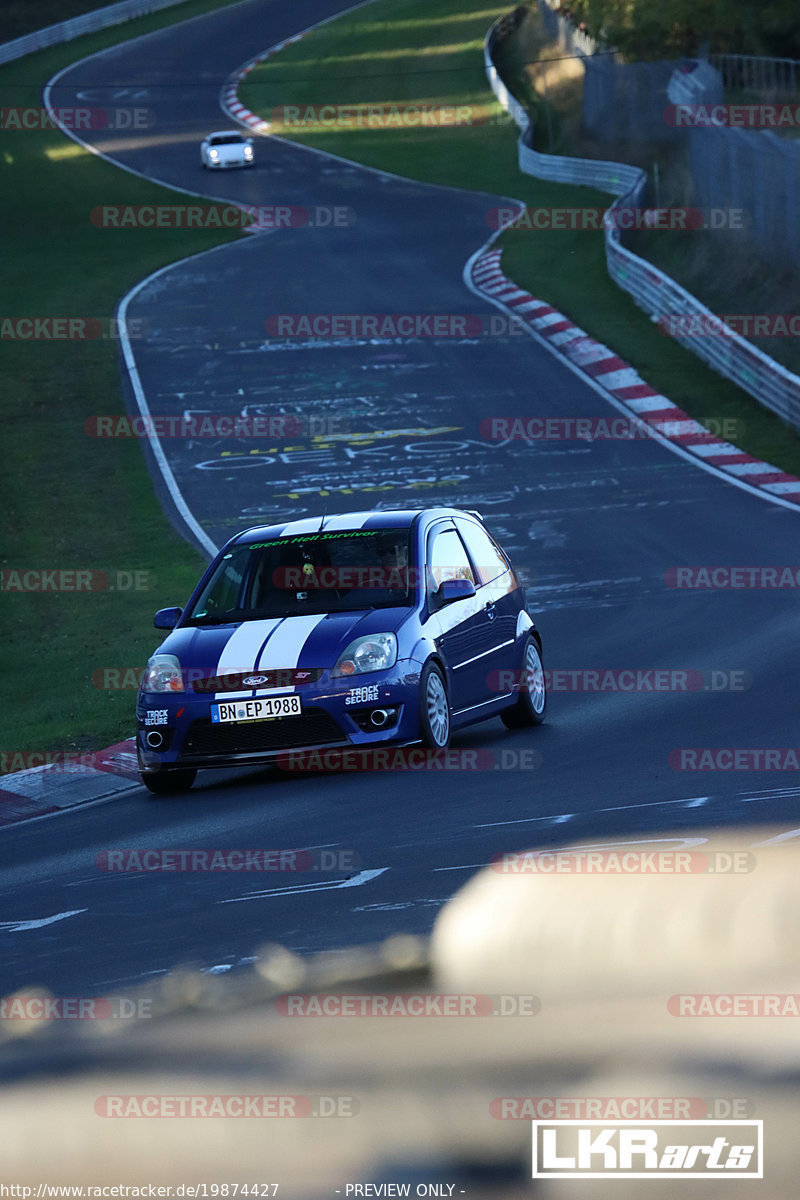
[1,0,798,999]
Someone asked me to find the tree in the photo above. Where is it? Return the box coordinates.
[558,0,800,60]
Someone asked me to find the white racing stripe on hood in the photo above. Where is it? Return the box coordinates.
[321,512,374,530]
[280,512,373,535]
[280,516,327,535]
[214,619,282,700]
[252,613,328,695]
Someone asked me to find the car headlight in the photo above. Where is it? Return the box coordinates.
[244,145,254,157]
[209,148,219,158]
[140,654,184,693]
[332,633,397,677]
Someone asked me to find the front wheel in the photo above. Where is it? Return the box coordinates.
[141,769,197,795]
[419,661,451,749]
[501,636,546,729]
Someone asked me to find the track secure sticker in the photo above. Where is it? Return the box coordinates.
[345,685,380,706]
[144,709,169,726]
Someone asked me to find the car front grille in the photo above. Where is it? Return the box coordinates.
[193,669,322,693]
[181,708,347,758]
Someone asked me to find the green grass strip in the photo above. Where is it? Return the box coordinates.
[2,0,250,765]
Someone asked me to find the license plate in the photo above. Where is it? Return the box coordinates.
[211,695,302,723]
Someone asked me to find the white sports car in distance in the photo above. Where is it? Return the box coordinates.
[200,130,255,169]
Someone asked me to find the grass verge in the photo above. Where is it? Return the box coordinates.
[240,0,800,476]
[0,0,182,43]
[2,0,251,766]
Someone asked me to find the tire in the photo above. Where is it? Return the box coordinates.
[419,661,451,749]
[501,635,546,729]
[141,769,197,795]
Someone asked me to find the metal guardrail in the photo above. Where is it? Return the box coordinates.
[0,0,187,65]
[484,14,800,432]
[484,11,636,192]
[519,126,641,192]
[710,53,800,95]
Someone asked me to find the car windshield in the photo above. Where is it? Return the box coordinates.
[184,528,415,623]
[210,134,245,145]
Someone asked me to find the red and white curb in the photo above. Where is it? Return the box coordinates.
[221,34,304,135]
[0,738,139,827]
[218,34,305,235]
[471,249,800,506]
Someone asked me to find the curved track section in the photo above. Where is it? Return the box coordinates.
[2,0,796,997]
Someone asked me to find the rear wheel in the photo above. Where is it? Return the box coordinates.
[419,661,451,749]
[141,769,197,795]
[501,636,546,729]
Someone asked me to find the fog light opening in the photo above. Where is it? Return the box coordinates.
[146,731,164,749]
[370,708,391,729]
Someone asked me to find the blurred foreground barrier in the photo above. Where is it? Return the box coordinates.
[0,830,797,1195]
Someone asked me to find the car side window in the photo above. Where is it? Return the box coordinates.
[455,519,510,586]
[428,529,475,594]
[194,554,245,615]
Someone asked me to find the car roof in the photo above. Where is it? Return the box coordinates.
[232,508,482,546]
[205,130,247,139]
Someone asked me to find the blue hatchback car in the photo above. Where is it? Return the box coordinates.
[136,507,545,793]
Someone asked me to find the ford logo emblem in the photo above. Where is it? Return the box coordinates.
[242,675,268,686]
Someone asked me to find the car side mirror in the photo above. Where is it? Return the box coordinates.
[154,606,183,630]
[437,578,475,604]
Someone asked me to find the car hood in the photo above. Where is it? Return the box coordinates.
[155,608,413,681]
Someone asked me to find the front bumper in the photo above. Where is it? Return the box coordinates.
[206,157,253,169]
[136,663,421,775]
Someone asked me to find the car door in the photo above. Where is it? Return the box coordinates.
[425,522,494,711]
[454,517,520,702]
